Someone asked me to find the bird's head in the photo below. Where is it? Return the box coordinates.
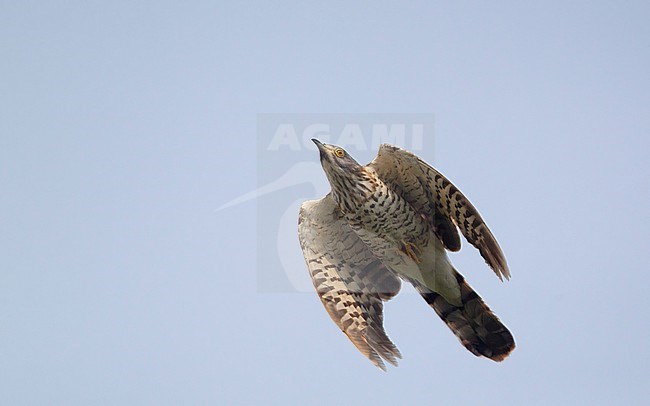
[312,138,361,173]
[312,139,370,204]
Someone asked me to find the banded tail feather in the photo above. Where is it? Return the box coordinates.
[412,272,515,361]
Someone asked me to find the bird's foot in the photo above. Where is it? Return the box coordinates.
[400,241,421,263]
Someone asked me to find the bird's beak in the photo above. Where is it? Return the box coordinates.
[312,139,328,161]
[312,138,325,152]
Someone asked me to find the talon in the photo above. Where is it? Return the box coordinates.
[401,241,421,263]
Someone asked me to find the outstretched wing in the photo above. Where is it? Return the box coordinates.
[369,144,510,281]
[298,194,402,370]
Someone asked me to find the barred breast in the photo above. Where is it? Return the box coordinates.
[344,179,431,262]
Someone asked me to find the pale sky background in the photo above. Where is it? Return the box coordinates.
[2,1,650,405]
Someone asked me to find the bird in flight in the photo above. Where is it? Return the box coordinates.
[298,139,515,370]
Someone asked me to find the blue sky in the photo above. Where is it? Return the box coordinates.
[2,1,649,404]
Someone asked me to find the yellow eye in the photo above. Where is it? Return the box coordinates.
[334,148,345,158]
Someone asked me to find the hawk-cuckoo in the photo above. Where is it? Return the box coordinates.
[298,139,515,370]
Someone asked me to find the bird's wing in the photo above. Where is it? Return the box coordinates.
[369,144,510,281]
[299,194,402,370]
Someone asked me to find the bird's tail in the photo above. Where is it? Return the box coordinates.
[412,271,515,361]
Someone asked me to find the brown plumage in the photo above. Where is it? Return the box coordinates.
[299,140,515,369]
[410,272,515,362]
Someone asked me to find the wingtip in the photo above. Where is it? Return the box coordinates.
[501,264,511,282]
[497,268,511,282]
[370,355,387,372]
